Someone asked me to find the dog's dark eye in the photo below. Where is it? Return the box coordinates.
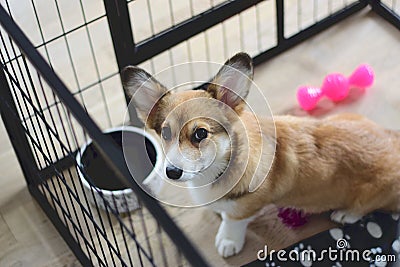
[161,126,171,140]
[192,128,208,143]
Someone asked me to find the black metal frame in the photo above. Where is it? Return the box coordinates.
[0,0,399,266]
[0,5,209,266]
[103,0,400,126]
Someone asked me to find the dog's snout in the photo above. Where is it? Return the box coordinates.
[166,166,183,180]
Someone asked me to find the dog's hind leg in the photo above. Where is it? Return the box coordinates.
[330,210,363,224]
[330,191,396,224]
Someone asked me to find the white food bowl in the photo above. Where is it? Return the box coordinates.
[76,126,162,213]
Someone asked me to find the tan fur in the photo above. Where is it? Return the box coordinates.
[225,112,400,220]
[122,53,400,245]
[136,84,400,220]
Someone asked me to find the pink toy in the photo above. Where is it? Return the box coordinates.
[278,207,309,228]
[297,64,374,111]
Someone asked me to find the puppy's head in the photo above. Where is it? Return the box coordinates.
[122,53,253,184]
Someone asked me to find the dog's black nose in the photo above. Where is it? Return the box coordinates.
[166,166,183,180]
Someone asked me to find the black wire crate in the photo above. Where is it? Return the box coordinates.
[0,0,399,266]
[0,1,208,266]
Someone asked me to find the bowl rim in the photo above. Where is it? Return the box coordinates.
[75,126,162,196]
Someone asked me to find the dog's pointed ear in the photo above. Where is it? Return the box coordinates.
[121,66,168,125]
[207,52,253,113]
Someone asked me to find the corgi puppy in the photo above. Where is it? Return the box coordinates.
[122,53,400,258]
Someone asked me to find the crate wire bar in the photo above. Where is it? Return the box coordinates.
[0,3,208,267]
[0,0,400,266]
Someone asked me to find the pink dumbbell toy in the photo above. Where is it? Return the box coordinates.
[297,64,374,111]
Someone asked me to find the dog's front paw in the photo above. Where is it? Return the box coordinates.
[331,210,362,224]
[215,233,244,258]
[214,213,251,257]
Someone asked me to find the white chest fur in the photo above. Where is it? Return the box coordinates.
[208,199,237,215]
